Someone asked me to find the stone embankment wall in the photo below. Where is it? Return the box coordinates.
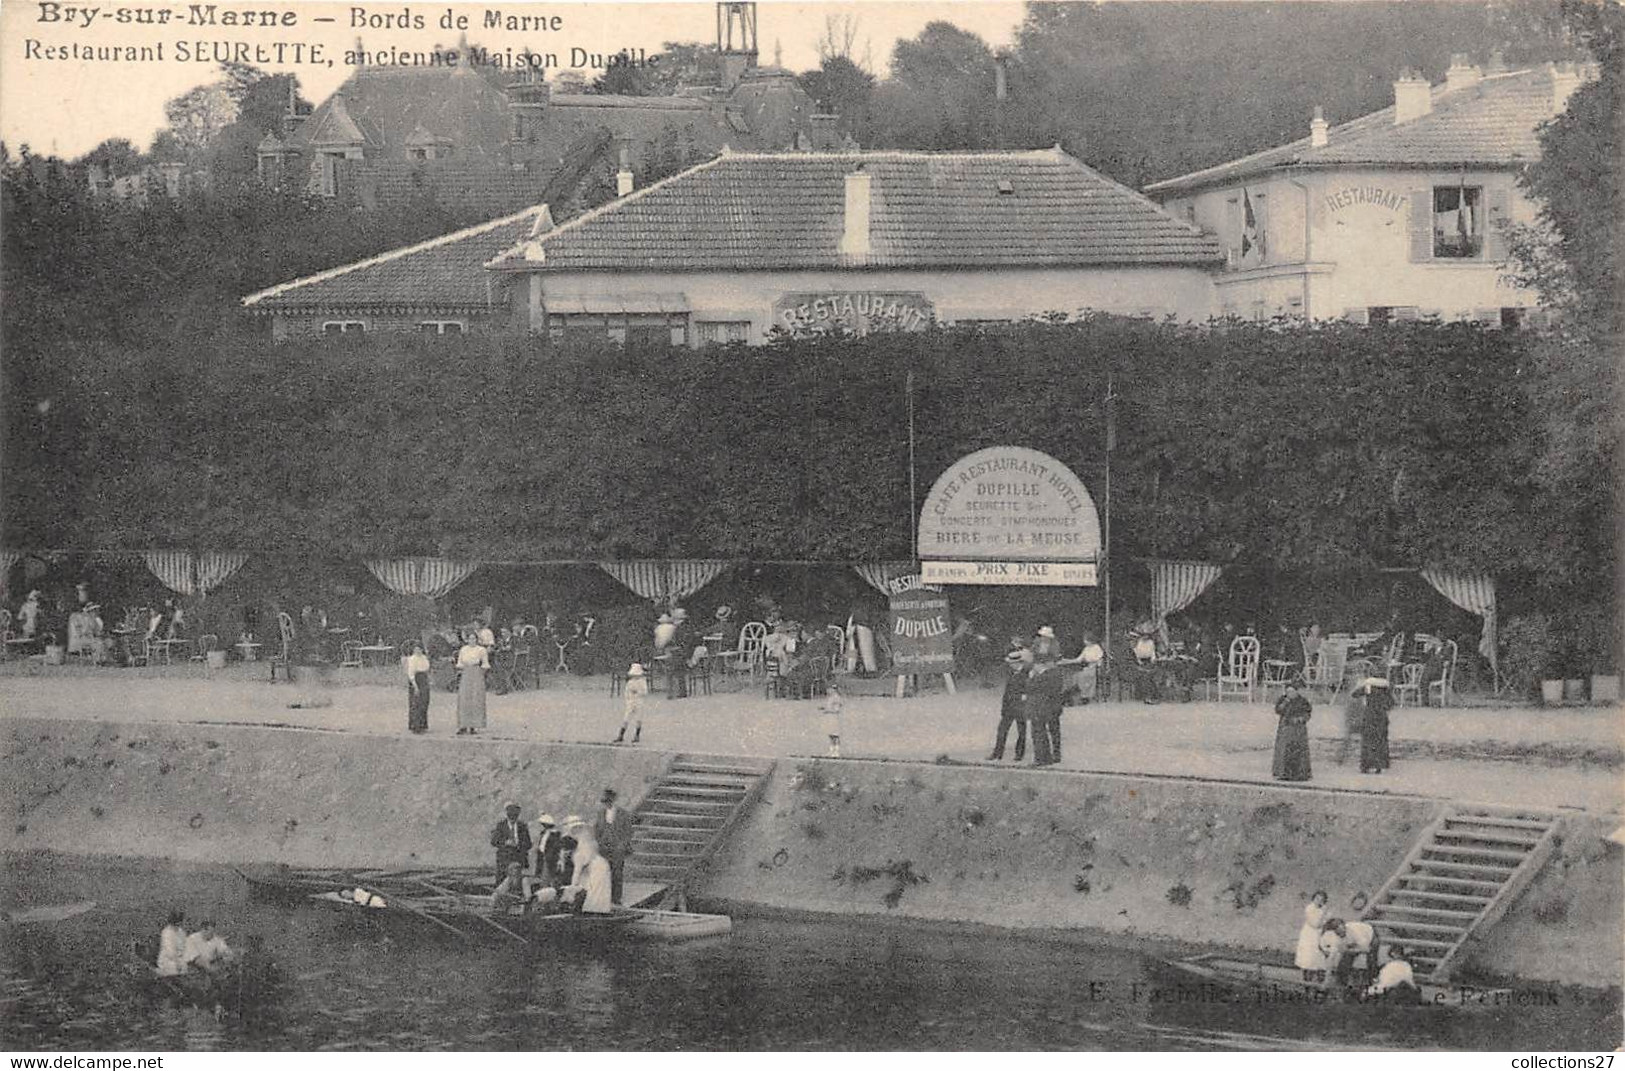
[698,759,1622,988]
[4,719,1618,986]
[2,719,668,868]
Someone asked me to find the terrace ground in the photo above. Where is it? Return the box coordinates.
[3,661,1618,815]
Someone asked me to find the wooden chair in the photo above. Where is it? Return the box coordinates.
[1317,641,1350,698]
[339,640,363,670]
[269,611,296,682]
[733,622,767,679]
[824,625,846,674]
[1428,640,1459,707]
[686,656,713,697]
[1393,662,1424,707]
[1299,629,1327,691]
[1216,636,1260,703]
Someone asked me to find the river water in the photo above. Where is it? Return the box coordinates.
[3,854,1618,1051]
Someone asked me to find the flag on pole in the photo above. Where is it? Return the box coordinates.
[1240,187,1262,262]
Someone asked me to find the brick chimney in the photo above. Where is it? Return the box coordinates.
[1445,54,1482,94]
[839,165,871,260]
[1549,61,1585,114]
[1309,105,1329,148]
[616,143,634,197]
[1393,71,1432,124]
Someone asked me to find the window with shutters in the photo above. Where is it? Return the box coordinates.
[417,320,466,335]
[1433,186,1483,258]
[322,321,366,335]
[1364,306,1419,324]
[694,320,750,346]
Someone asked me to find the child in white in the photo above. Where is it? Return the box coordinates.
[615,664,649,744]
[1295,890,1329,979]
[821,684,844,757]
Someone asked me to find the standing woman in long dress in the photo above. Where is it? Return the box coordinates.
[456,631,490,736]
[1296,890,1330,980]
[1358,678,1393,773]
[403,640,432,734]
[1271,678,1313,781]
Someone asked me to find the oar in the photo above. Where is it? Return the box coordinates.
[381,891,474,942]
[415,879,530,946]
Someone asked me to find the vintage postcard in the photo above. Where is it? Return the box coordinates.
[1,0,1619,1057]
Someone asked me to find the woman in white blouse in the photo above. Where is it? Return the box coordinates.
[403,640,432,734]
[1296,890,1329,980]
[455,631,490,736]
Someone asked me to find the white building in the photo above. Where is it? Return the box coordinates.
[244,148,1223,342]
[1143,59,1594,326]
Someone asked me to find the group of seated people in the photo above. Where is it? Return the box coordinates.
[489,813,613,917]
[156,909,236,978]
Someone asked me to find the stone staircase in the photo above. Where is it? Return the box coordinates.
[625,753,775,907]
[1362,805,1562,981]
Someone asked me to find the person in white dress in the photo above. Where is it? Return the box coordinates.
[156,910,189,977]
[455,634,490,735]
[614,663,649,744]
[1295,890,1329,979]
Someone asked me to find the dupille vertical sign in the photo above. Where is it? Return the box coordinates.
[885,573,954,675]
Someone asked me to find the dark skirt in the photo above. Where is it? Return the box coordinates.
[407,671,430,733]
[1272,718,1311,781]
[1361,706,1391,770]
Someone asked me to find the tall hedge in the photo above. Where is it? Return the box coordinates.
[6,317,1600,593]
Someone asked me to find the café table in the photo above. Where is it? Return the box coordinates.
[234,640,263,662]
[357,641,397,668]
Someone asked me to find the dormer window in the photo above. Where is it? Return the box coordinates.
[996,179,1015,196]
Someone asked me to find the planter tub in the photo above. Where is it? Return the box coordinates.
[43,645,65,666]
[1564,678,1587,701]
[1591,674,1620,705]
[206,650,228,670]
[1540,679,1564,705]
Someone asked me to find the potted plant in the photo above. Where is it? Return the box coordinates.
[1500,614,1559,704]
[1570,604,1620,705]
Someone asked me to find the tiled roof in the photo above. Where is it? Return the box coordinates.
[490,148,1222,271]
[1146,67,1571,195]
[355,159,557,217]
[241,206,548,312]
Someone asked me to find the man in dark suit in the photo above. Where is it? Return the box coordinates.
[593,789,636,905]
[489,802,532,885]
[988,639,1032,761]
[1024,657,1066,766]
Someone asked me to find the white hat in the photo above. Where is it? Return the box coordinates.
[536,813,556,826]
[1037,626,1055,638]
[563,814,584,828]
[657,613,672,623]
[673,608,689,620]
[716,606,733,619]
[628,663,645,677]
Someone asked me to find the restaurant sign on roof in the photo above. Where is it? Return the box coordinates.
[917,446,1101,584]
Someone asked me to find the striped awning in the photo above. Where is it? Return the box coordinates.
[1148,560,1223,626]
[365,558,479,600]
[141,551,250,596]
[598,560,729,606]
[1418,568,1498,674]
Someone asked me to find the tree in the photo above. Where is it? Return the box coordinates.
[799,55,875,137]
[870,22,998,150]
[163,82,239,155]
[591,41,718,95]
[78,138,142,177]
[1502,0,1622,598]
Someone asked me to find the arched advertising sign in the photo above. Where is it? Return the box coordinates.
[917,446,1101,586]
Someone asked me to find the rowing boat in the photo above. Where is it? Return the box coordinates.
[239,866,729,944]
[1156,954,1513,1011]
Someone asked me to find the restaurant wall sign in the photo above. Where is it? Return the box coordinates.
[775,291,934,335]
[887,587,955,675]
[917,446,1102,586]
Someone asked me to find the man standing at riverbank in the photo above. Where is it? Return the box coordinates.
[595,789,635,905]
[490,802,532,885]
